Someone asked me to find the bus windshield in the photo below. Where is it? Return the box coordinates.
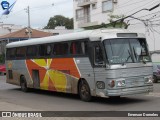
[104,38,151,64]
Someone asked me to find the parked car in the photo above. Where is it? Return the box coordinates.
[0,65,6,75]
[153,64,160,83]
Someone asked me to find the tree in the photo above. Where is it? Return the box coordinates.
[45,15,73,29]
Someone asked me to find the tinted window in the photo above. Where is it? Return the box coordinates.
[26,46,37,57]
[70,41,88,55]
[39,44,52,56]
[94,45,104,65]
[46,45,52,56]
[39,45,45,56]
[16,47,26,58]
[6,48,16,59]
[53,43,68,55]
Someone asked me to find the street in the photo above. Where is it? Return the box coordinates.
[0,76,160,120]
[0,76,160,111]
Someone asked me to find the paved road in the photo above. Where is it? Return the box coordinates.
[0,76,160,120]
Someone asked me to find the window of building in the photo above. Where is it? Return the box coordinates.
[53,33,59,36]
[26,46,37,57]
[70,41,88,55]
[53,43,69,55]
[16,47,26,58]
[76,9,84,20]
[102,0,113,12]
[92,3,97,9]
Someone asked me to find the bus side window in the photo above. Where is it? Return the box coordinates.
[46,45,52,56]
[39,45,45,56]
[39,44,52,57]
[6,48,16,60]
[26,46,37,57]
[16,47,26,58]
[53,43,68,55]
[94,45,104,65]
[70,41,88,55]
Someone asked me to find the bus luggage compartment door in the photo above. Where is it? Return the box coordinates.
[32,70,40,89]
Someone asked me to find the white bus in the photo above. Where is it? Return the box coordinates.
[6,28,153,101]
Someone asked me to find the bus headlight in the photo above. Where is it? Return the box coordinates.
[96,81,105,89]
[144,76,153,84]
[117,79,126,87]
[108,80,115,88]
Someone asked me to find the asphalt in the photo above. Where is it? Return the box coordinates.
[0,76,160,120]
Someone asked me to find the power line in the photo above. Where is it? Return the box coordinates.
[124,0,159,15]
[127,11,160,22]
[74,0,159,23]
[115,0,151,10]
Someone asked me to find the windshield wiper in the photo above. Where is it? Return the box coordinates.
[122,49,133,66]
[133,47,137,61]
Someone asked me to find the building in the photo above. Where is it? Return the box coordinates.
[39,26,74,36]
[0,27,52,55]
[73,0,118,29]
[73,0,160,51]
[0,24,23,36]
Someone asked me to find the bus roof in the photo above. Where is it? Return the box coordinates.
[6,28,145,48]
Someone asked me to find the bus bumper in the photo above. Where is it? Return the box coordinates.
[105,85,153,97]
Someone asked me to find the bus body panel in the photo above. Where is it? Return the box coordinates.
[7,58,80,93]
[74,57,95,96]
[93,63,153,97]
[6,57,94,95]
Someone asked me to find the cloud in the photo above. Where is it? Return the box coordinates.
[0,0,73,28]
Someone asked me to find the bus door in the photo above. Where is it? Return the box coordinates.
[92,42,106,93]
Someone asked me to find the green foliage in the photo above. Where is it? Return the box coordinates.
[0,54,5,64]
[84,22,128,30]
[84,14,129,30]
[109,14,126,22]
[44,15,73,29]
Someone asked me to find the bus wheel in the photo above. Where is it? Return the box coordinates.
[79,80,91,102]
[20,76,28,92]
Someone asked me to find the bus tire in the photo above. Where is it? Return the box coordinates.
[20,76,28,92]
[79,80,91,102]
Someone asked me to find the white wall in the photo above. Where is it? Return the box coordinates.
[112,0,160,51]
[0,24,23,36]
[73,0,160,51]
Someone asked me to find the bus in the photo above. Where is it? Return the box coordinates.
[5,28,153,101]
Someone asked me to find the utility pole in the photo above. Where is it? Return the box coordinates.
[27,6,31,28]
[25,6,31,39]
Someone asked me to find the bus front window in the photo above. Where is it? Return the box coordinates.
[104,38,151,64]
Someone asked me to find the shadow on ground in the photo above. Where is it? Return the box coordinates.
[10,88,149,106]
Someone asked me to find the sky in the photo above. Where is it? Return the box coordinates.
[0,0,73,28]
